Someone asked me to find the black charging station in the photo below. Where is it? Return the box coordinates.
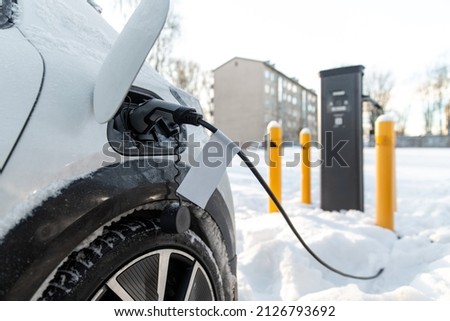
[319,65,365,212]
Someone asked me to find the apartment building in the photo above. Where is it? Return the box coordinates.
[213,57,317,143]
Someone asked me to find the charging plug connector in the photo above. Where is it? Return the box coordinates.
[129,98,203,135]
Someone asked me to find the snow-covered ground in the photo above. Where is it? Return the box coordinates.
[229,147,450,300]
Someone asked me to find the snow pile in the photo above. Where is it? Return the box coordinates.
[230,147,450,300]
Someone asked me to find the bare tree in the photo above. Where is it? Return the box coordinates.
[391,108,410,135]
[169,59,203,95]
[429,65,449,135]
[148,14,180,74]
[168,59,213,118]
[363,70,395,134]
[418,83,435,134]
[364,70,394,108]
[419,64,450,135]
[446,101,450,135]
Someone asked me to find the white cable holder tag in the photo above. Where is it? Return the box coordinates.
[177,130,239,209]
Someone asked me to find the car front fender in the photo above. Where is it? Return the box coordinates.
[0,160,235,300]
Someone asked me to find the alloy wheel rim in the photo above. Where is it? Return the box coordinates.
[91,249,215,301]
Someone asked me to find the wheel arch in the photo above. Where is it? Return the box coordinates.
[0,160,236,300]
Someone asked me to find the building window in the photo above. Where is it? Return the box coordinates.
[264,114,273,123]
[265,99,276,110]
[265,84,270,94]
[278,78,283,103]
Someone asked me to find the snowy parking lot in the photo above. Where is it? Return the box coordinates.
[229,147,450,300]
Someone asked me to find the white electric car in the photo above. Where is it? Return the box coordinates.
[0,0,237,300]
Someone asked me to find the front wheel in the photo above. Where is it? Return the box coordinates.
[40,216,224,301]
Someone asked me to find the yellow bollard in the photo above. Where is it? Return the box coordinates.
[300,128,311,204]
[267,121,282,213]
[375,115,396,230]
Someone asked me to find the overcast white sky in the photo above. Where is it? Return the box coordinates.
[98,0,450,135]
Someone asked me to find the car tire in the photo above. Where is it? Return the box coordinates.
[39,214,225,301]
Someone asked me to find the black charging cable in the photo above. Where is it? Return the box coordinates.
[129,99,384,280]
[197,119,383,280]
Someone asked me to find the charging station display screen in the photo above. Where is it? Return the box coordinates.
[327,90,350,113]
